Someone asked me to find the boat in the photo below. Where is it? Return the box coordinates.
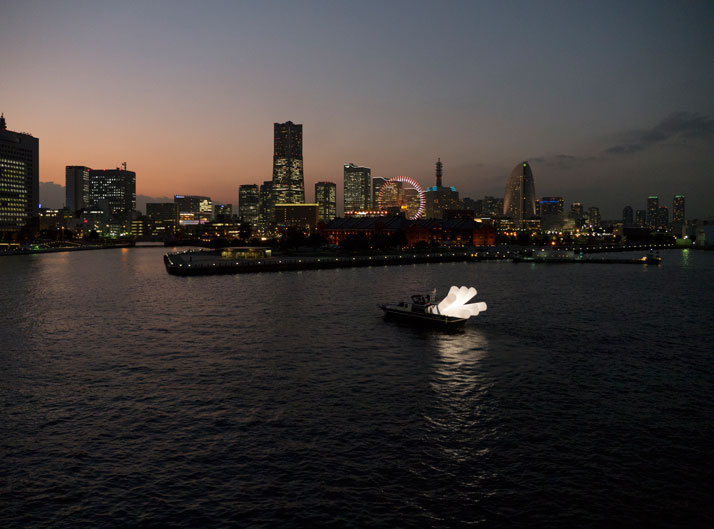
[379,286,487,328]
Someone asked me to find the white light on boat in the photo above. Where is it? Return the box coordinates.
[429,286,487,318]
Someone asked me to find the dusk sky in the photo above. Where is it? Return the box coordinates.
[2,0,713,218]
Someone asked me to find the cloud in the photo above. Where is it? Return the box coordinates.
[603,112,714,155]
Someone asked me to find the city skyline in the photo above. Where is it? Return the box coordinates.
[2,1,713,218]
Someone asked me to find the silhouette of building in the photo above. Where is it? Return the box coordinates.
[259,180,273,230]
[272,121,304,206]
[672,195,685,223]
[88,167,136,223]
[66,166,91,213]
[425,158,460,219]
[588,206,601,227]
[635,209,646,227]
[503,161,536,226]
[174,195,211,216]
[0,114,39,234]
[372,177,387,210]
[274,203,319,233]
[647,196,659,228]
[146,202,178,235]
[239,184,260,227]
[623,205,634,226]
[538,196,564,230]
[343,163,371,212]
[315,181,336,222]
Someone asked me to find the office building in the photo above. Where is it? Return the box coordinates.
[673,195,685,223]
[538,196,564,230]
[343,163,371,213]
[86,166,136,222]
[315,181,337,222]
[503,161,536,225]
[174,195,211,215]
[259,180,273,230]
[274,203,319,233]
[635,209,646,227]
[146,202,178,235]
[66,166,91,213]
[214,203,232,219]
[656,206,669,229]
[372,177,388,210]
[588,206,601,227]
[272,121,304,206]
[0,114,39,234]
[647,196,659,228]
[623,206,634,226]
[239,184,260,227]
[425,158,460,219]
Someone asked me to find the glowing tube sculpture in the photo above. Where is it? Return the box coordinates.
[428,286,488,319]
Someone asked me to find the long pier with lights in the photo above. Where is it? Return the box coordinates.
[163,244,672,276]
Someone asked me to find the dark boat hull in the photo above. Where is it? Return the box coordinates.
[379,305,468,327]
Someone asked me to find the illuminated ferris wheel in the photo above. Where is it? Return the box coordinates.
[377,176,426,220]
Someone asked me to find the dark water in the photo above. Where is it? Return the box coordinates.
[1,248,713,528]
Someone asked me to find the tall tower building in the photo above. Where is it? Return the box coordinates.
[647,196,659,228]
[503,161,536,224]
[66,166,91,213]
[272,121,304,206]
[89,167,136,222]
[672,195,685,223]
[343,163,371,212]
[259,180,273,230]
[315,181,337,222]
[623,205,634,226]
[0,114,39,234]
[425,157,460,219]
[239,184,260,227]
[372,177,388,210]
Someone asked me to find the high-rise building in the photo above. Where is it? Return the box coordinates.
[623,205,634,226]
[343,163,371,213]
[66,166,91,213]
[274,203,319,233]
[315,181,336,222]
[656,206,669,229]
[503,161,536,225]
[588,206,601,227]
[673,195,685,223]
[272,121,304,206]
[425,158,460,219]
[214,203,232,219]
[0,114,39,234]
[239,184,260,227]
[647,196,659,228]
[483,196,502,217]
[635,209,647,227]
[538,197,564,216]
[259,180,273,230]
[146,202,178,235]
[88,167,136,222]
[372,177,388,209]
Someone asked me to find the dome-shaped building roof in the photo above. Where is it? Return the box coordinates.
[503,161,536,223]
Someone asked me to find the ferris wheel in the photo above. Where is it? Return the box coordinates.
[377,176,426,220]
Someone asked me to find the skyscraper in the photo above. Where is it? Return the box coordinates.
[672,195,685,223]
[272,121,304,206]
[66,166,91,213]
[315,181,336,222]
[259,180,273,230]
[647,196,659,228]
[343,163,371,212]
[88,167,136,222]
[503,161,536,224]
[588,206,601,227]
[239,184,260,227]
[0,114,39,234]
[623,205,634,226]
[425,158,460,219]
[372,177,388,209]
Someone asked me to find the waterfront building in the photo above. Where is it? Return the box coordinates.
[623,205,634,226]
[239,184,260,227]
[425,158,460,219]
[66,166,91,213]
[538,196,564,230]
[146,202,178,235]
[87,166,136,224]
[372,177,388,209]
[274,203,319,233]
[503,161,536,226]
[588,207,601,228]
[315,181,337,222]
[656,206,669,230]
[272,121,304,206]
[673,195,685,223]
[259,180,273,230]
[344,163,371,212]
[214,203,232,219]
[635,209,646,227]
[647,196,659,228]
[174,195,211,216]
[0,114,39,235]
[483,196,503,217]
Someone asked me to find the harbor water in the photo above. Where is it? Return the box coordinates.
[1,248,713,528]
